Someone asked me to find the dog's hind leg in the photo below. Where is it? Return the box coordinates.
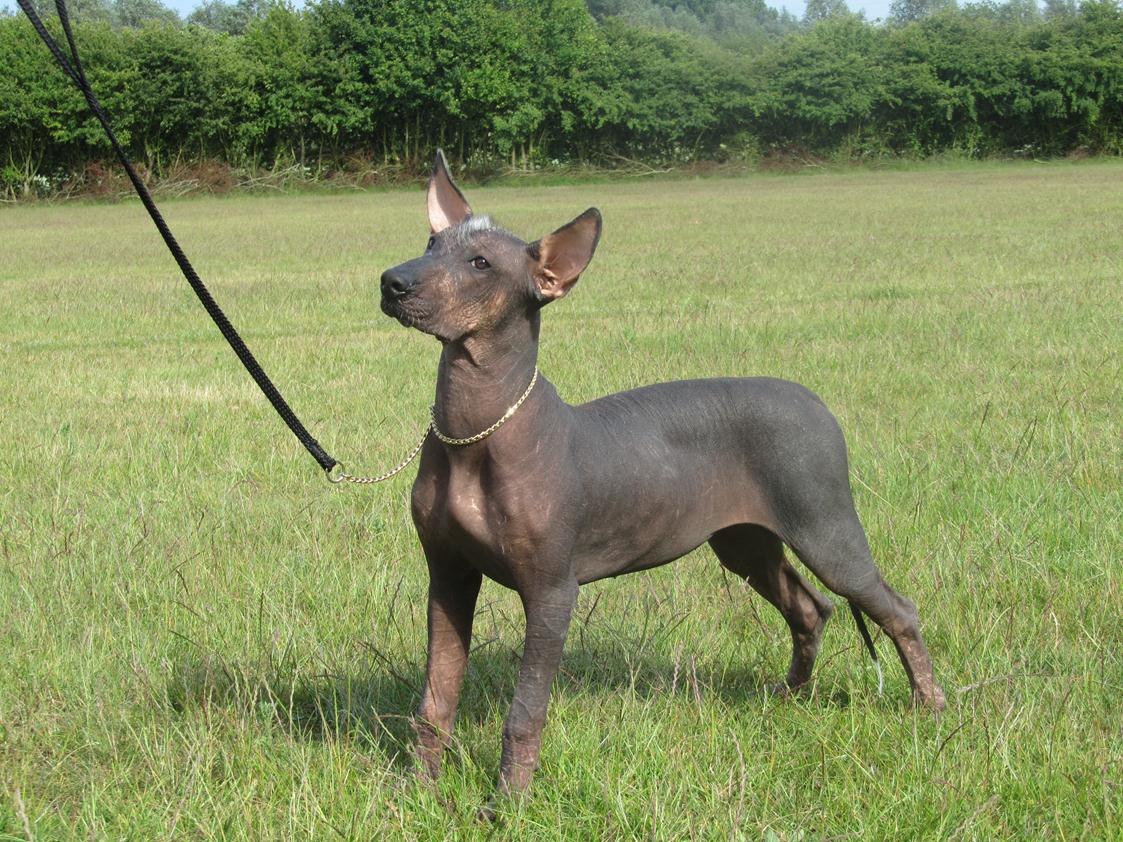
[710,523,835,694]
[785,518,946,711]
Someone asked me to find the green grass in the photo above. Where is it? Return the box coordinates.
[1,160,1120,840]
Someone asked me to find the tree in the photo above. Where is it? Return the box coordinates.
[751,15,887,149]
[187,0,268,35]
[585,0,797,47]
[804,0,851,23]
[21,0,115,25]
[888,0,956,26]
[1043,0,1079,18]
[112,0,180,27]
[4,0,1123,188]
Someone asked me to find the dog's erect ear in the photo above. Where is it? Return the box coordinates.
[528,208,602,302]
[427,149,472,233]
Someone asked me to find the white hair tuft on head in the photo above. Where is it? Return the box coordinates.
[450,215,503,246]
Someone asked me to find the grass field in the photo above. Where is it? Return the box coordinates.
[1,161,1120,840]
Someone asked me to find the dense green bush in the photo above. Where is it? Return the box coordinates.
[1,0,1121,191]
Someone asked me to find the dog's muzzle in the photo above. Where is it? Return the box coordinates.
[380,268,415,302]
[379,267,418,326]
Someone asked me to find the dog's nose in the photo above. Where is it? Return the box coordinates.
[381,269,414,300]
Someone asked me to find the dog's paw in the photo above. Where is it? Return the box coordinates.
[768,679,811,699]
[911,684,947,714]
[476,800,500,824]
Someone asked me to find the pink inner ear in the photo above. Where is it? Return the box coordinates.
[428,189,469,233]
[542,246,583,286]
[538,211,601,290]
[427,160,472,233]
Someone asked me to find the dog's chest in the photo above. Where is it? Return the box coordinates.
[444,474,491,542]
[412,458,532,586]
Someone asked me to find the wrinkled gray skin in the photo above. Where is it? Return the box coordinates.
[380,151,946,809]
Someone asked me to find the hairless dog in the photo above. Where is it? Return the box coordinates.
[379,151,946,810]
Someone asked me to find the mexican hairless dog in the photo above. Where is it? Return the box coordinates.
[379,151,945,805]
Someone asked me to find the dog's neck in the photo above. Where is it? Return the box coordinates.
[433,314,541,441]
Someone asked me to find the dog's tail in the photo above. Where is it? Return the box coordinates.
[849,602,884,695]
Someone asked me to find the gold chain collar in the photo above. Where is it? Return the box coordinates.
[430,367,539,446]
[328,368,539,485]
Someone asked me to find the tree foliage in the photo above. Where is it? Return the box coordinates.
[804,0,852,23]
[187,0,270,35]
[2,0,1123,191]
[889,0,958,26]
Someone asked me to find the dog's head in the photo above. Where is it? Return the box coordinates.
[380,150,601,344]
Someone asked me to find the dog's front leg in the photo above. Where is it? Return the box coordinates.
[496,575,579,799]
[413,560,482,782]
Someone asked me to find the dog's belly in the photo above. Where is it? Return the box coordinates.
[571,484,764,583]
[577,537,707,584]
[438,495,725,589]
[563,376,848,581]
[567,470,774,585]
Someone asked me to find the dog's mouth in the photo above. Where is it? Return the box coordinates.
[380,295,417,327]
[380,295,444,338]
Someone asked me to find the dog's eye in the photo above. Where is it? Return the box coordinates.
[426,236,435,251]
[471,256,491,270]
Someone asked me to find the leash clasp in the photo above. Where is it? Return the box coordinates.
[323,425,432,486]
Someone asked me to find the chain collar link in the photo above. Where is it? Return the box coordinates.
[328,368,539,485]
[430,367,539,446]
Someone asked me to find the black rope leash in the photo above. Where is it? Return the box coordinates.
[17,0,339,475]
